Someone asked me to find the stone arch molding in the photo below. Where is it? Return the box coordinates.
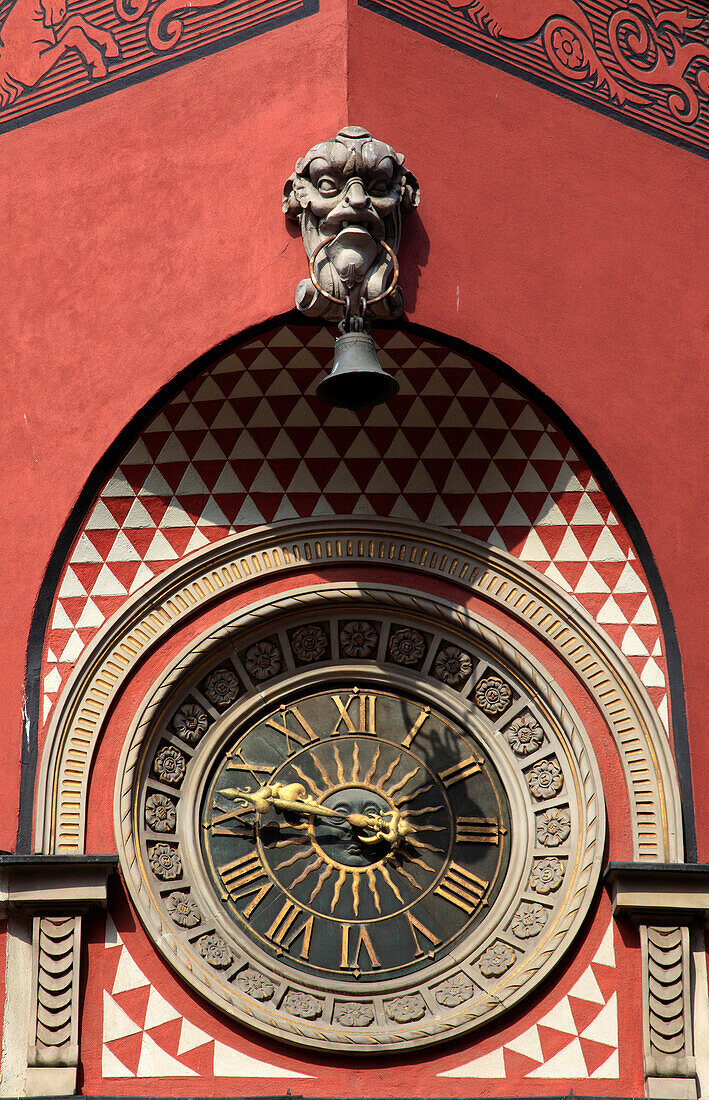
[36,517,683,861]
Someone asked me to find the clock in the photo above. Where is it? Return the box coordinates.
[117,586,604,1052]
[200,685,512,986]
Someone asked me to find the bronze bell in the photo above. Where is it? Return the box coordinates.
[316,331,399,410]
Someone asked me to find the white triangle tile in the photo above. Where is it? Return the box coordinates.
[363,403,399,428]
[421,431,454,460]
[366,465,402,493]
[103,469,136,498]
[539,995,578,1035]
[52,602,74,629]
[107,532,141,563]
[184,528,210,554]
[46,648,57,663]
[196,497,230,528]
[505,1024,544,1062]
[159,498,196,529]
[103,990,142,1042]
[494,432,527,460]
[177,1017,212,1056]
[137,1031,198,1077]
[76,599,106,629]
[122,499,154,529]
[225,372,261,400]
[454,367,490,398]
[268,429,302,458]
[70,535,102,566]
[144,531,180,562]
[492,381,521,400]
[621,626,649,657]
[112,947,150,995]
[211,466,246,494]
[460,499,495,527]
[486,529,508,551]
[352,495,377,516]
[476,466,510,494]
[570,494,605,526]
[129,563,155,594]
[530,435,563,460]
[659,695,669,732]
[42,695,54,722]
[144,412,172,433]
[193,377,229,401]
[544,563,573,592]
[590,528,626,563]
[311,495,335,516]
[526,1037,588,1078]
[287,462,321,493]
[139,468,172,497]
[383,430,418,459]
[554,529,585,561]
[457,432,489,459]
[512,406,545,431]
[144,987,181,1031]
[60,631,86,663]
[438,1046,506,1078]
[474,399,508,430]
[403,464,438,494]
[389,497,420,521]
[345,430,380,459]
[426,499,457,525]
[122,439,153,465]
[104,913,122,948]
[86,501,120,530]
[421,371,454,397]
[44,668,62,694]
[652,639,663,657]
[321,462,362,494]
[273,498,299,521]
[633,596,657,625]
[534,499,567,526]
[193,433,227,461]
[641,658,665,687]
[441,462,473,494]
[592,924,616,968]
[305,431,340,458]
[590,1048,620,1078]
[234,499,266,526]
[401,398,437,428]
[174,406,208,431]
[575,564,610,593]
[615,562,647,593]
[516,463,549,493]
[155,434,191,463]
[175,465,210,496]
[250,466,284,493]
[250,348,284,373]
[498,498,530,526]
[212,1041,312,1077]
[582,993,618,1046]
[569,965,605,1005]
[597,597,627,624]
[211,405,245,432]
[91,565,128,597]
[520,530,551,562]
[552,465,584,493]
[102,1044,135,1078]
[283,400,319,428]
[609,511,620,525]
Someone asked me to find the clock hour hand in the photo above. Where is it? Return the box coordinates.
[220,784,414,842]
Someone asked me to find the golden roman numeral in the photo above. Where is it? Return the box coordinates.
[219,853,272,915]
[439,755,484,788]
[225,744,273,774]
[406,912,441,956]
[434,862,488,914]
[340,923,380,969]
[456,817,500,844]
[402,706,430,748]
[330,693,377,736]
[265,706,318,748]
[266,902,314,959]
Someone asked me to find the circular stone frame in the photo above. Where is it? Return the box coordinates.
[115,584,605,1053]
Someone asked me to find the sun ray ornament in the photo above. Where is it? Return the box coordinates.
[283,126,420,410]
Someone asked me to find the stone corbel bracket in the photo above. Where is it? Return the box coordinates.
[606,862,709,1100]
[0,855,116,1098]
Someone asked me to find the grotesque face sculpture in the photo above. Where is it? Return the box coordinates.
[283,126,419,322]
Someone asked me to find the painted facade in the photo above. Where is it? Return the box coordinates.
[1,1,707,1096]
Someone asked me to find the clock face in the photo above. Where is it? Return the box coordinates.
[118,591,604,1053]
[200,688,511,984]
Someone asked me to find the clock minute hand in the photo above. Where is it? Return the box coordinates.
[220,783,348,820]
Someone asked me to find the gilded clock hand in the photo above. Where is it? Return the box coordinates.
[221,783,414,842]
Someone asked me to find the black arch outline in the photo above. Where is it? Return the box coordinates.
[19,311,695,859]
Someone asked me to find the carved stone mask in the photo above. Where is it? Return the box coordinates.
[283,126,420,322]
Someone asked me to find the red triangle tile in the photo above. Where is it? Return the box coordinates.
[479,494,514,526]
[102,499,135,525]
[121,466,152,494]
[537,1023,576,1063]
[144,1017,183,1056]
[178,430,209,460]
[143,432,171,460]
[501,1046,543,1079]
[140,498,170,526]
[153,462,190,493]
[516,493,550,524]
[105,1032,143,1075]
[177,1039,215,1075]
[476,428,508,456]
[193,461,228,492]
[496,460,528,491]
[321,493,360,516]
[114,985,151,1030]
[569,994,607,1036]
[71,563,103,590]
[579,1036,616,1076]
[516,429,548,458]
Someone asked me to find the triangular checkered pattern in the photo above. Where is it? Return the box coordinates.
[41,326,669,733]
[101,916,312,1080]
[438,924,619,1080]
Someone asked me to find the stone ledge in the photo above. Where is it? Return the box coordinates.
[0,854,117,913]
[605,862,709,921]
